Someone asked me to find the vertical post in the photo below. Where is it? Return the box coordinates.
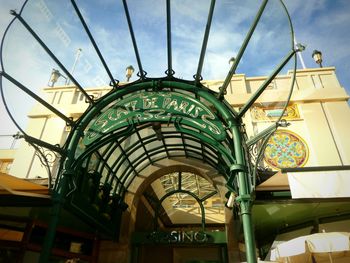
[131,245,139,263]
[38,195,62,262]
[166,0,173,77]
[39,171,71,262]
[231,123,257,263]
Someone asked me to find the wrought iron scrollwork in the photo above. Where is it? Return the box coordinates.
[31,143,62,189]
[34,145,59,167]
[248,131,275,189]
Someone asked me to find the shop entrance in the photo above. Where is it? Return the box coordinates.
[131,168,229,263]
[135,245,227,263]
[132,231,228,263]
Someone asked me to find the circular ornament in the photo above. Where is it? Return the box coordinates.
[264,130,309,169]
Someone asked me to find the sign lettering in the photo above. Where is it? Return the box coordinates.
[83,92,226,145]
[148,230,209,244]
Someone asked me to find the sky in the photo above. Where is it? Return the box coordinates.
[1,0,350,148]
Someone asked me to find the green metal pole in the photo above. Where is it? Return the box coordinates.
[231,123,257,263]
[39,131,80,262]
[38,197,62,262]
[38,173,70,263]
[236,192,256,263]
[195,0,216,85]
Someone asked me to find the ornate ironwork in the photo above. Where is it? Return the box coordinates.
[31,143,61,189]
[0,1,299,262]
[34,145,59,167]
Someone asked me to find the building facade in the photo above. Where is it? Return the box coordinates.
[1,67,350,262]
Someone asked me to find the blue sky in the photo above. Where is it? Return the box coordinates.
[1,0,350,147]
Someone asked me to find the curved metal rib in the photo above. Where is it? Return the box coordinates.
[0,71,74,126]
[70,0,119,88]
[10,10,94,105]
[218,0,269,99]
[195,0,216,85]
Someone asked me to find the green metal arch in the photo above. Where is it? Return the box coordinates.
[58,79,243,193]
[66,79,238,151]
[0,0,300,261]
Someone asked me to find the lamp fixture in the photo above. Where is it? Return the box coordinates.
[125,65,135,82]
[48,69,67,87]
[226,192,236,208]
[312,50,323,68]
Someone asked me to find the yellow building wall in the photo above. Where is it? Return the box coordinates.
[300,102,342,165]
[8,67,350,179]
[322,101,350,164]
[10,118,47,178]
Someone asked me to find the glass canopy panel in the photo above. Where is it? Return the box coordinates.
[161,194,202,225]
[159,173,179,193]
[152,172,224,225]
[157,193,225,225]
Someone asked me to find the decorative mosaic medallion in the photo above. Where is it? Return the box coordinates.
[264,130,309,169]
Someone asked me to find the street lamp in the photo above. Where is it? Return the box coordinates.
[48,69,67,87]
[229,57,236,66]
[125,65,135,82]
[312,50,323,68]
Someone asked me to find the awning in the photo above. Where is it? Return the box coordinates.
[0,172,50,198]
[270,232,350,262]
[256,170,290,191]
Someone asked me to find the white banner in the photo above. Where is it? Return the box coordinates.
[287,170,350,198]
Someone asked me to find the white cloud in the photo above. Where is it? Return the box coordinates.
[172,0,211,22]
[285,0,350,93]
[284,0,327,24]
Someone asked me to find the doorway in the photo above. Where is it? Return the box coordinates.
[134,244,228,263]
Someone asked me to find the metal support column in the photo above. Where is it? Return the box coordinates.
[231,124,257,263]
[38,169,73,262]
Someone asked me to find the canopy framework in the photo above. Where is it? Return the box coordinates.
[0,1,299,262]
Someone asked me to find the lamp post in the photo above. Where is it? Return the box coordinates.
[66,48,82,85]
[125,65,135,82]
[312,50,323,68]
